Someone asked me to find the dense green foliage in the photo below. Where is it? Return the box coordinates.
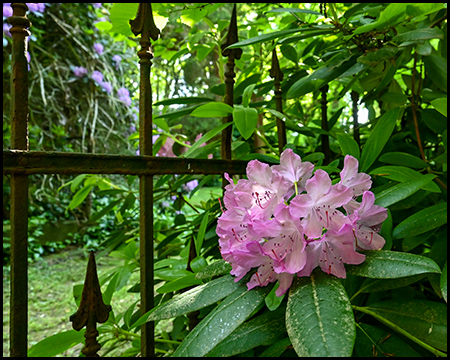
[3,3,447,357]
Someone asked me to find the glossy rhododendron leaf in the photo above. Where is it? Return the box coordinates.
[286,270,355,356]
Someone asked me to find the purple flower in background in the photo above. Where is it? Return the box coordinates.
[182,180,199,192]
[26,3,46,13]
[93,42,104,55]
[217,150,387,296]
[152,134,176,157]
[100,81,113,94]
[117,87,129,98]
[3,23,12,37]
[3,3,13,18]
[91,70,103,83]
[112,54,122,70]
[73,66,88,78]
[92,3,102,9]
[118,87,132,106]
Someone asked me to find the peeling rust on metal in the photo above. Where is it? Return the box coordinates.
[8,3,31,357]
[130,3,160,357]
[3,150,248,175]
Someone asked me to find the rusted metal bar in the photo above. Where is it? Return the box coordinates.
[3,150,248,175]
[70,251,111,357]
[270,48,286,155]
[8,3,31,357]
[351,90,360,147]
[320,85,330,164]
[221,4,242,162]
[130,3,159,357]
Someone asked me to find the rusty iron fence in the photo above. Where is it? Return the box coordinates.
[3,3,293,356]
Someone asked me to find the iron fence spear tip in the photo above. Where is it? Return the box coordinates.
[129,3,160,41]
[70,251,111,357]
[221,3,242,59]
[70,251,111,330]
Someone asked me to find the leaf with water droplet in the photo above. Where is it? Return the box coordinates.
[173,283,271,357]
[286,269,355,356]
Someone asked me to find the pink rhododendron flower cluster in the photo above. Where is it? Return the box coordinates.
[217,149,387,297]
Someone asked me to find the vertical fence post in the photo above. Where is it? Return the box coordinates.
[320,85,330,164]
[130,3,159,357]
[270,48,286,155]
[351,90,360,147]
[8,3,31,357]
[220,4,242,173]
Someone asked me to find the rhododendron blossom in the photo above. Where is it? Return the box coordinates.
[217,149,387,297]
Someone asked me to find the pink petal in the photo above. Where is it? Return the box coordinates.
[340,155,372,196]
[275,273,294,296]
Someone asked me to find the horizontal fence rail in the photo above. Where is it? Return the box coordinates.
[3,150,248,176]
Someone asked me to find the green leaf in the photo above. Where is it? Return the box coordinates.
[190,256,207,273]
[431,98,447,117]
[393,27,444,43]
[195,44,214,62]
[27,329,85,357]
[180,6,208,27]
[357,47,398,67]
[94,21,113,32]
[265,8,321,15]
[360,300,447,352]
[154,268,192,281]
[172,283,271,357]
[379,152,428,169]
[286,270,355,356]
[233,105,258,140]
[287,52,357,98]
[280,44,298,64]
[370,165,441,193]
[70,174,87,192]
[353,4,408,35]
[226,28,305,49]
[346,250,442,279]
[278,29,334,45]
[195,211,209,257]
[182,122,232,158]
[68,185,93,210]
[424,55,447,91]
[355,323,421,357]
[358,274,428,294]
[360,107,401,172]
[206,305,287,357]
[156,273,202,294]
[110,3,139,37]
[153,96,214,106]
[380,91,408,104]
[190,102,233,118]
[337,132,360,159]
[393,202,447,239]
[374,174,436,208]
[258,337,292,357]
[242,84,256,107]
[195,259,232,280]
[132,275,240,327]
[265,282,285,311]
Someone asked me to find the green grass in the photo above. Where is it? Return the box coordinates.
[3,247,140,357]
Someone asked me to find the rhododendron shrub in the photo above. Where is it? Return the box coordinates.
[217,149,387,296]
